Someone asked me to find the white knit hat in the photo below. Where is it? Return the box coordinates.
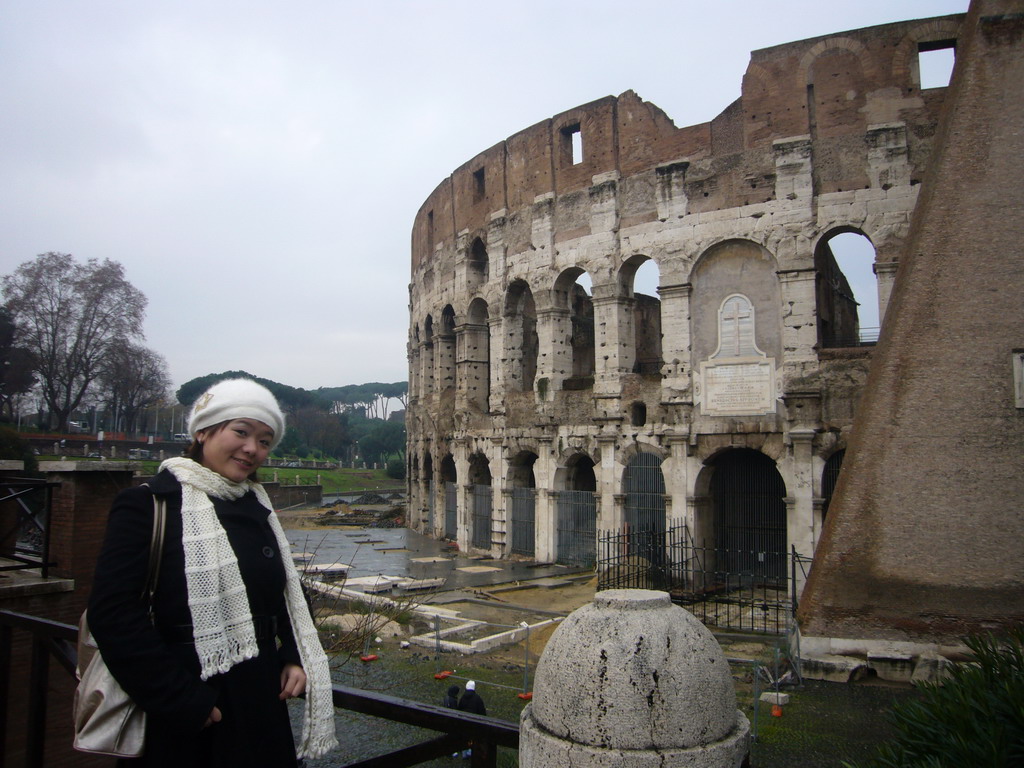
[188,378,285,449]
[466,680,476,691]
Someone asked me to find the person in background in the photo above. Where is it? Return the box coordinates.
[443,684,461,709]
[442,684,461,757]
[88,378,338,767]
[457,680,487,758]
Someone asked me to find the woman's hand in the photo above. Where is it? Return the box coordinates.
[204,706,222,728]
[280,663,307,700]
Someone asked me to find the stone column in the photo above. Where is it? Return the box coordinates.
[659,282,693,403]
[520,589,750,767]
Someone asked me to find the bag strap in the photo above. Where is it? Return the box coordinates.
[142,488,167,604]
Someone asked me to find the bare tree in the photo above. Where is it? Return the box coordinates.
[99,341,172,435]
[2,253,146,430]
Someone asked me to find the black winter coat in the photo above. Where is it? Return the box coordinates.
[458,690,487,716]
[88,470,302,768]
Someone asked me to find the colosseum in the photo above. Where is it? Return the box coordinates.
[406,13,963,602]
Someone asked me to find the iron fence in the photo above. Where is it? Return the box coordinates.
[509,488,536,556]
[0,477,55,578]
[470,484,492,549]
[598,522,810,634]
[555,490,597,567]
[443,482,457,540]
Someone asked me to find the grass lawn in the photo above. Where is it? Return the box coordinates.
[42,455,402,495]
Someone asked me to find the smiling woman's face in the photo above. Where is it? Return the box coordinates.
[197,418,274,482]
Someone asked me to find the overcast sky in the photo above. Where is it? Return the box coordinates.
[0,0,967,394]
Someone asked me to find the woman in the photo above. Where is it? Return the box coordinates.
[88,378,337,766]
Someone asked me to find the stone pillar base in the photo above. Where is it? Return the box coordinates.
[520,705,750,768]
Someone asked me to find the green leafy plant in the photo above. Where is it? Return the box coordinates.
[846,628,1024,768]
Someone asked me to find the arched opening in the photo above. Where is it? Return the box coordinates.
[556,453,597,566]
[504,280,538,393]
[624,256,663,374]
[469,453,492,550]
[439,305,457,390]
[622,449,668,584]
[821,449,845,523]
[708,449,787,584]
[422,450,434,532]
[509,451,538,556]
[466,298,491,411]
[690,240,782,369]
[816,230,879,347]
[440,453,457,540]
[468,236,488,284]
[554,268,595,388]
[423,315,435,394]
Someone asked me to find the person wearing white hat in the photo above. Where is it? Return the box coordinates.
[88,378,337,766]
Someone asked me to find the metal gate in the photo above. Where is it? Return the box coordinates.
[510,487,536,556]
[598,523,805,634]
[556,490,597,567]
[710,451,786,585]
[623,451,666,565]
[444,481,458,540]
[426,482,435,533]
[471,484,492,549]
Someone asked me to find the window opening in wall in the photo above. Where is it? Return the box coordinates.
[561,123,583,166]
[828,232,879,343]
[631,258,662,375]
[469,237,488,281]
[473,167,485,201]
[427,210,434,250]
[630,402,647,427]
[918,42,955,89]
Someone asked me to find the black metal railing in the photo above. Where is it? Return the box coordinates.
[0,477,57,578]
[0,609,517,768]
[598,524,810,634]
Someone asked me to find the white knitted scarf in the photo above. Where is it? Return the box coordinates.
[159,457,338,759]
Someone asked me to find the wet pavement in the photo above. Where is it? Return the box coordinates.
[283,526,589,593]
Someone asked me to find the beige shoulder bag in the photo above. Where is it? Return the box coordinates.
[73,492,166,757]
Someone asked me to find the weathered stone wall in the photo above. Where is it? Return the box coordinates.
[407,14,965,579]
[798,0,1024,651]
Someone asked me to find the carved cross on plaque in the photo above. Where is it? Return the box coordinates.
[715,294,756,358]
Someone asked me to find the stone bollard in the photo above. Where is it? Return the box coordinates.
[520,589,749,767]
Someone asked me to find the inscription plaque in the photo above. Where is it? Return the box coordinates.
[700,358,776,415]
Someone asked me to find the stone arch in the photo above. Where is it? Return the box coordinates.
[508,450,538,557]
[701,447,788,584]
[440,452,458,540]
[422,314,435,395]
[619,254,663,375]
[438,305,457,391]
[815,227,880,348]
[465,297,491,410]
[553,267,595,383]
[742,63,781,100]
[689,240,782,366]
[504,279,538,393]
[892,19,963,86]
[798,37,873,86]
[468,452,493,550]
[622,449,667,534]
[468,235,488,288]
[554,451,598,567]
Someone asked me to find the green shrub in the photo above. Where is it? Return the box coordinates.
[0,426,37,474]
[385,457,405,480]
[846,628,1024,768]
